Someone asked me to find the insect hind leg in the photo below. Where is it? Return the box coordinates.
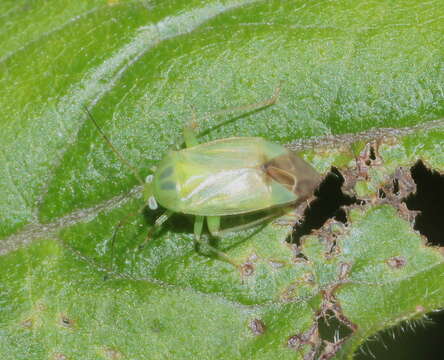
[182,86,281,148]
[192,215,239,268]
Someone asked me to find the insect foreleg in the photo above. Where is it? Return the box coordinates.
[194,215,205,239]
[138,210,174,250]
[183,120,199,148]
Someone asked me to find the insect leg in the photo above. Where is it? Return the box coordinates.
[194,86,281,137]
[206,216,221,236]
[138,210,174,250]
[183,117,199,148]
[193,216,239,268]
[203,86,281,119]
[215,211,284,235]
[154,211,173,227]
[181,86,281,148]
[194,216,205,240]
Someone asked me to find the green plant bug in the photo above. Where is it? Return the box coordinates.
[86,89,321,267]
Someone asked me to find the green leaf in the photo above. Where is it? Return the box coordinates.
[1,1,443,359]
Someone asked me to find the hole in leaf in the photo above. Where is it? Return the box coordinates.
[393,178,400,195]
[318,312,353,344]
[369,146,376,160]
[364,146,377,166]
[378,188,386,199]
[289,168,358,245]
[404,161,444,246]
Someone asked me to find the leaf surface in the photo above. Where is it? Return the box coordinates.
[1,1,443,359]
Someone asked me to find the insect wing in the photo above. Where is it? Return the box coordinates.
[154,138,301,216]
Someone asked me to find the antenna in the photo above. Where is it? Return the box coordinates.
[84,107,145,186]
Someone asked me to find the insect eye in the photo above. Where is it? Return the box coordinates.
[148,196,158,210]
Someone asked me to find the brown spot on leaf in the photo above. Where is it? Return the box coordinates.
[393,167,416,198]
[21,318,34,329]
[379,167,417,204]
[287,324,321,357]
[358,142,383,174]
[319,338,347,360]
[280,273,316,302]
[52,353,68,360]
[340,167,357,196]
[338,262,352,281]
[396,202,419,223]
[59,314,75,329]
[269,260,285,269]
[386,256,407,269]
[241,263,254,277]
[102,347,123,360]
[303,272,315,283]
[287,334,303,350]
[249,318,266,335]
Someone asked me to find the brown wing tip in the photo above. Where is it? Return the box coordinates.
[263,151,321,199]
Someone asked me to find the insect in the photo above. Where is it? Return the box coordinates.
[87,89,320,266]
